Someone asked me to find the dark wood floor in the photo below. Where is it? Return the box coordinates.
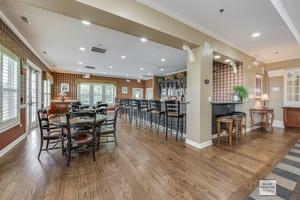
[1,121,300,200]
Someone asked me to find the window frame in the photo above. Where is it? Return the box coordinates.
[0,45,20,133]
[77,83,116,105]
[284,68,300,107]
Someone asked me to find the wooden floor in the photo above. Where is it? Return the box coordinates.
[1,121,300,200]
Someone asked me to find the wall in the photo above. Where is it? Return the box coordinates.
[0,17,50,151]
[265,58,300,123]
[213,61,243,102]
[52,72,145,100]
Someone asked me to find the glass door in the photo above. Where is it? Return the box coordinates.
[26,67,40,131]
[132,88,144,99]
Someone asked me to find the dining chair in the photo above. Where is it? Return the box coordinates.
[96,102,108,115]
[96,108,119,148]
[65,111,97,166]
[37,109,64,159]
[149,100,165,134]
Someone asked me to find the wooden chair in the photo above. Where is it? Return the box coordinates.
[216,116,234,145]
[138,100,149,127]
[165,100,185,141]
[96,108,119,148]
[149,100,165,134]
[37,109,63,159]
[96,102,108,115]
[65,111,97,166]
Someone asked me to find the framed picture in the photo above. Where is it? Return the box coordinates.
[122,87,128,94]
[60,83,70,93]
[255,73,263,98]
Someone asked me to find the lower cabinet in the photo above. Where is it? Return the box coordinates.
[283,107,300,128]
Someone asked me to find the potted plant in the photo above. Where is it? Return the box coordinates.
[233,85,249,102]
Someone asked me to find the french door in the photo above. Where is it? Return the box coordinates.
[26,66,40,131]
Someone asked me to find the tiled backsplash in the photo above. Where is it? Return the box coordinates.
[213,61,243,102]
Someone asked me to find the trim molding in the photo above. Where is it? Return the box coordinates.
[0,133,26,157]
[185,139,212,149]
[268,69,285,77]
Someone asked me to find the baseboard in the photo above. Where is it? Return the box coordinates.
[185,139,212,149]
[0,133,26,157]
[273,120,284,128]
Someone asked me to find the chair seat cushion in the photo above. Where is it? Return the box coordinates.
[72,132,93,144]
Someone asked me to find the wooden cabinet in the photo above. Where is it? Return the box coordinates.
[283,107,300,128]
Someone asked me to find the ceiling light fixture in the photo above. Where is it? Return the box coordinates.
[103,72,107,74]
[82,20,91,26]
[79,47,86,51]
[214,55,221,59]
[140,38,147,42]
[252,32,261,38]
[126,74,129,77]
[161,58,166,62]
[78,61,83,65]
[109,66,113,69]
[225,59,231,63]
[140,67,144,71]
[121,55,126,59]
[160,68,165,71]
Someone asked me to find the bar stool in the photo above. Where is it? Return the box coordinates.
[216,116,234,145]
[230,112,247,134]
[138,99,149,127]
[124,99,131,121]
[165,100,185,141]
[130,99,140,124]
[231,115,243,141]
[149,100,165,134]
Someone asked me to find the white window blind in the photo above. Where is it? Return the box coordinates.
[78,83,116,105]
[43,80,51,108]
[0,47,20,132]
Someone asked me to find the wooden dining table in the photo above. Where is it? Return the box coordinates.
[50,114,108,128]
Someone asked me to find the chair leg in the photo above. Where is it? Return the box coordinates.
[46,140,50,151]
[165,116,168,140]
[114,131,118,146]
[92,139,96,162]
[67,138,71,167]
[217,121,221,144]
[176,117,180,141]
[157,114,161,136]
[150,113,153,132]
[181,116,184,139]
[38,139,43,160]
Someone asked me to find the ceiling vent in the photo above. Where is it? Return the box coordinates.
[85,66,95,70]
[20,16,31,24]
[91,46,106,54]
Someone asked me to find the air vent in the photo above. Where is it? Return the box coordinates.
[85,66,95,70]
[91,46,106,54]
[20,16,31,24]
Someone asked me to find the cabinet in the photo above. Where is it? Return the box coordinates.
[283,107,300,128]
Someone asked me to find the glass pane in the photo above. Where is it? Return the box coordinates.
[93,85,103,104]
[287,81,293,86]
[79,84,90,104]
[2,91,17,121]
[105,85,114,104]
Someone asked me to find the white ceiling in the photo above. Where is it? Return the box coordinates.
[0,1,187,79]
[138,0,300,63]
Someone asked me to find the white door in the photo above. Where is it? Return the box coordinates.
[132,88,144,99]
[26,66,40,131]
[146,88,153,99]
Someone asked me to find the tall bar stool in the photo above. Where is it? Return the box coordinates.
[165,100,185,141]
[124,98,131,121]
[130,99,140,124]
[230,112,247,134]
[216,116,234,145]
[138,99,149,127]
[149,100,165,134]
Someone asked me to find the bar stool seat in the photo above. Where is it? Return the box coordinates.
[216,116,234,145]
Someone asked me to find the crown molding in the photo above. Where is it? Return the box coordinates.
[0,11,52,71]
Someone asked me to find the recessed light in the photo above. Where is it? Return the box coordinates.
[121,55,126,59]
[252,32,261,38]
[275,51,279,54]
[161,58,166,62]
[82,20,91,26]
[219,9,225,13]
[78,68,82,71]
[214,55,221,59]
[109,66,113,69]
[140,67,144,71]
[79,47,86,51]
[126,74,129,77]
[148,72,152,75]
[42,51,47,54]
[160,68,165,71]
[225,59,231,63]
[78,61,83,65]
[140,38,147,42]
[103,72,107,74]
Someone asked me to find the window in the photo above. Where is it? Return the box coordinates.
[285,69,300,106]
[0,46,20,132]
[43,80,51,108]
[78,83,116,105]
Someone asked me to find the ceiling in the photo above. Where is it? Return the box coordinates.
[137,0,300,63]
[0,1,187,79]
